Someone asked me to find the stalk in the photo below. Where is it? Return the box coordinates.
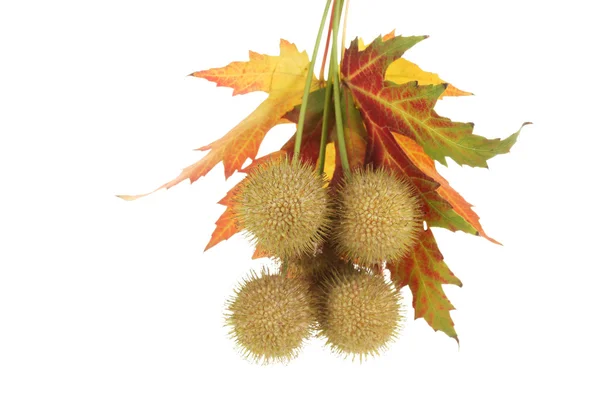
[319,1,336,82]
[293,0,333,161]
[317,64,334,175]
[331,0,351,176]
[341,0,350,59]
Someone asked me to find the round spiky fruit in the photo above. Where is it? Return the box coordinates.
[318,269,403,360]
[286,243,350,280]
[333,167,422,265]
[234,157,330,260]
[285,244,356,319]
[225,270,314,364]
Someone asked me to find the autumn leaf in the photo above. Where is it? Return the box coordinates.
[342,35,520,167]
[117,39,318,200]
[388,228,462,341]
[192,39,320,177]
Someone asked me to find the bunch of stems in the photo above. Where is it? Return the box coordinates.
[293,0,351,177]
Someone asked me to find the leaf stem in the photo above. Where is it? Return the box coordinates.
[319,0,336,82]
[331,0,351,176]
[293,0,333,162]
[341,0,350,60]
[317,65,334,175]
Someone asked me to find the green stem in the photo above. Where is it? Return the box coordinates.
[317,66,333,175]
[319,0,336,82]
[331,0,351,176]
[293,0,333,162]
[341,0,350,60]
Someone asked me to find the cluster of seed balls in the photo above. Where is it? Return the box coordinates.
[225,157,422,363]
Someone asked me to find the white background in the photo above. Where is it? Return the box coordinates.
[1,0,599,400]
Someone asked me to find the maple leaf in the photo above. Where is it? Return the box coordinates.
[342,35,520,167]
[118,39,318,200]
[388,228,462,341]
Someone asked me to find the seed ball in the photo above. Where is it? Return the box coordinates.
[286,243,349,279]
[285,244,356,322]
[225,270,315,364]
[233,157,331,260]
[318,269,403,360]
[286,252,330,280]
[302,245,357,329]
[333,167,422,266]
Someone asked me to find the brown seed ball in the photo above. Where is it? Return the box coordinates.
[225,270,315,364]
[285,243,346,278]
[299,246,356,329]
[233,158,331,260]
[333,167,422,266]
[286,252,330,280]
[285,245,356,321]
[318,269,403,360]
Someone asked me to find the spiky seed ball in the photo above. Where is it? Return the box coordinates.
[318,269,403,360]
[300,245,357,329]
[225,270,315,364]
[286,243,348,279]
[333,167,422,265]
[286,245,356,321]
[233,157,330,260]
[286,255,327,281]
